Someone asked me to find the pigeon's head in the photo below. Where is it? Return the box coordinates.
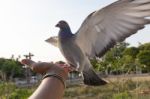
[55,20,70,29]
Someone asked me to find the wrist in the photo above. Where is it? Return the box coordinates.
[46,64,69,80]
[43,72,66,88]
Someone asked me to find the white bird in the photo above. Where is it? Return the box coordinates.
[46,0,150,86]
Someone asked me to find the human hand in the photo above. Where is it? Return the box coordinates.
[21,59,71,80]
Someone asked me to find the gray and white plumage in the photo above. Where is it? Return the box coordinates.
[46,0,150,86]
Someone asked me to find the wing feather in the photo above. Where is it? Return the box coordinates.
[45,36,58,47]
[75,0,150,58]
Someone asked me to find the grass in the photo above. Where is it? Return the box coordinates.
[0,82,33,99]
[0,75,150,99]
[64,79,150,99]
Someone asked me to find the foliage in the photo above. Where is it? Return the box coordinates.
[0,82,16,98]
[137,50,150,66]
[123,47,139,58]
[138,43,150,51]
[0,82,33,99]
[91,42,150,74]
[137,50,150,72]
[0,58,24,81]
[9,88,32,99]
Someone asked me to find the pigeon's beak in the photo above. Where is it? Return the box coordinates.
[55,23,60,27]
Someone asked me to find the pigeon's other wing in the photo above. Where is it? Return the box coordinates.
[45,36,58,47]
[75,0,150,58]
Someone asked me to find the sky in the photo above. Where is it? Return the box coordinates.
[0,0,150,62]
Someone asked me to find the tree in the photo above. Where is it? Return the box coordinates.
[139,43,150,51]
[91,42,150,74]
[0,58,6,80]
[137,50,150,72]
[0,58,24,81]
[123,47,139,58]
[92,42,129,74]
[120,55,136,73]
[137,43,150,73]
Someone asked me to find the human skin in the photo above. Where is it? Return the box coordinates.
[21,59,70,99]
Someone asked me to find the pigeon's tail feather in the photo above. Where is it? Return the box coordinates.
[83,68,107,86]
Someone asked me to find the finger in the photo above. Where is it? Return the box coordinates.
[21,59,35,67]
[21,59,27,65]
[60,65,75,72]
[67,67,75,72]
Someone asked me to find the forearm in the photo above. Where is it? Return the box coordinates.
[21,59,69,99]
[29,77,65,99]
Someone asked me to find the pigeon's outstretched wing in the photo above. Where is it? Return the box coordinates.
[45,36,58,47]
[75,0,150,58]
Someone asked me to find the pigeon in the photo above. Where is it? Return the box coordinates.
[46,0,150,86]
